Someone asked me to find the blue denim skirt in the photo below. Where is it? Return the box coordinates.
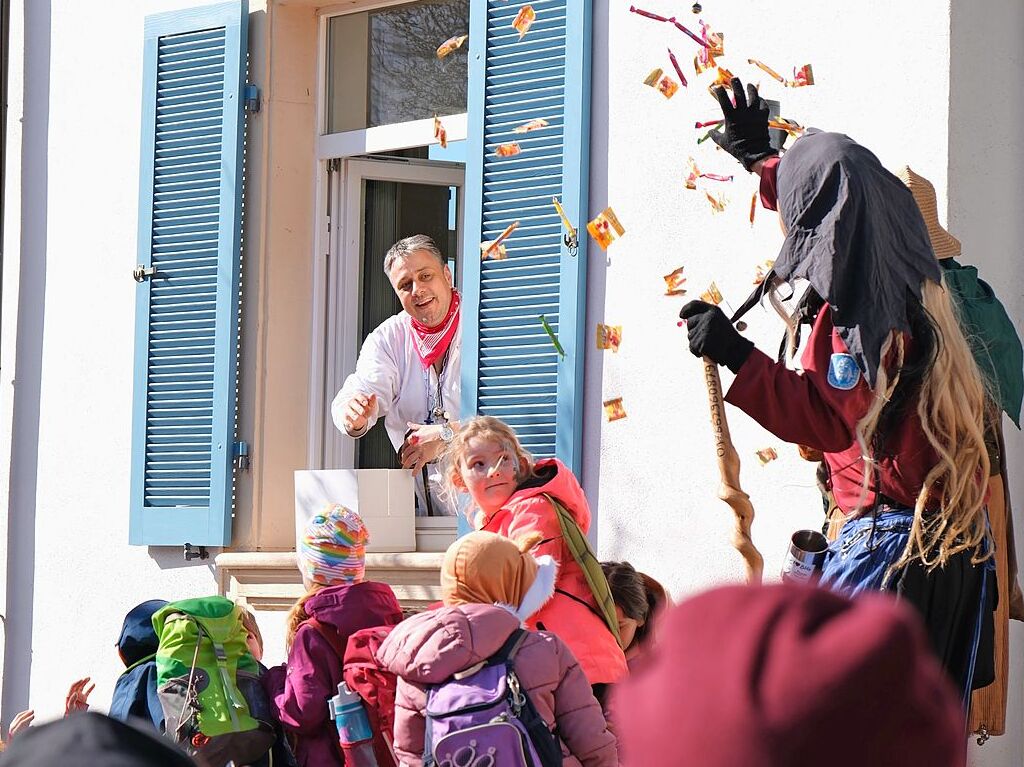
[819,507,913,595]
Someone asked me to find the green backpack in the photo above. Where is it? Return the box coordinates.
[152,597,274,767]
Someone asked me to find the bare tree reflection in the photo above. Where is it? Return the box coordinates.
[370,0,470,127]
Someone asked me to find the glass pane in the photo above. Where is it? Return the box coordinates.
[368,0,469,127]
[356,179,460,470]
[326,1,469,133]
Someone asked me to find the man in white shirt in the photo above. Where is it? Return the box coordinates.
[332,235,462,516]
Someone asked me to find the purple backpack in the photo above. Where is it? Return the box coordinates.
[423,629,562,767]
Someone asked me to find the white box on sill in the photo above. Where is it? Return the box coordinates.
[294,469,416,553]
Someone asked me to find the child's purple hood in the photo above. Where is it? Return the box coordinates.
[305,580,403,638]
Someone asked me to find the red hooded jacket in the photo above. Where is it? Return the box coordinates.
[478,458,628,685]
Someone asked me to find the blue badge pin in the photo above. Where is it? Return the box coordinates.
[827,353,861,390]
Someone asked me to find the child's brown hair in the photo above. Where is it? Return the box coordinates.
[601,561,669,651]
[443,416,535,513]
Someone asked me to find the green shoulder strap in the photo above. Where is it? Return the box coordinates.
[543,494,623,648]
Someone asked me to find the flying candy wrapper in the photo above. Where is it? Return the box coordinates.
[514,118,549,133]
[749,192,758,226]
[792,64,814,87]
[685,157,700,190]
[753,259,776,285]
[495,142,522,157]
[643,68,680,99]
[436,34,468,59]
[587,207,625,250]
[512,5,536,39]
[699,20,724,56]
[628,5,671,22]
[596,324,623,352]
[700,281,724,305]
[667,48,688,87]
[540,314,566,358]
[433,116,448,149]
[708,67,735,95]
[603,397,627,422]
[705,191,728,213]
[748,58,815,87]
[697,116,806,137]
[756,447,779,465]
[663,266,687,296]
[480,220,519,261]
[552,197,577,241]
[694,51,717,75]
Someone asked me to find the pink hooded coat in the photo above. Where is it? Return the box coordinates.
[377,603,618,767]
[479,458,627,685]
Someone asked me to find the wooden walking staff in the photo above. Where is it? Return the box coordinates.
[703,358,764,584]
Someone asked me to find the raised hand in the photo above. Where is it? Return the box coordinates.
[64,677,96,715]
[710,77,777,171]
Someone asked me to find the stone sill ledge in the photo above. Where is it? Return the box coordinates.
[216,551,444,613]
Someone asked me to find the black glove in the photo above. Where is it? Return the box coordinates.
[679,301,754,373]
[710,77,777,171]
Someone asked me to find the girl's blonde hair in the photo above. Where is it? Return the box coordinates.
[771,277,992,572]
[443,416,535,518]
[285,583,326,650]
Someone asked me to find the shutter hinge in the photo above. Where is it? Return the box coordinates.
[244,84,261,114]
[233,441,251,471]
[183,543,209,561]
[132,265,157,282]
[327,158,341,173]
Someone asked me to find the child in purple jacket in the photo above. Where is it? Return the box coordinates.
[264,505,403,767]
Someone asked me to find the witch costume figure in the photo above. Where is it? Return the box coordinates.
[681,77,996,701]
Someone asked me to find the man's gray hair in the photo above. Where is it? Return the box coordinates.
[383,234,446,275]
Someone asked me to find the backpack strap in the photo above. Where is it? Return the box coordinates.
[303,617,346,660]
[543,493,623,648]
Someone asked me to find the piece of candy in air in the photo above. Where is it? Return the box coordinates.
[670,18,708,48]
[629,5,671,22]
[698,127,720,145]
[514,118,549,133]
[664,266,687,296]
[552,197,577,240]
[699,21,724,56]
[643,68,680,99]
[587,207,625,250]
[753,259,776,285]
[747,57,787,85]
[694,51,717,75]
[756,447,779,465]
[667,48,688,87]
[540,314,566,358]
[433,115,448,149]
[603,397,628,422]
[596,323,623,352]
[700,172,733,183]
[495,142,522,157]
[512,5,536,39]
[707,67,735,96]
[749,192,758,226]
[480,220,519,260]
[791,64,814,87]
[436,34,468,59]
[769,117,805,136]
[700,281,724,305]
[705,191,728,213]
[685,157,700,190]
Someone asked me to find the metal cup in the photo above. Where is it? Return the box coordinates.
[780,529,829,583]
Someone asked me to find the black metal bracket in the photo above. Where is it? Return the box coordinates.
[183,543,209,562]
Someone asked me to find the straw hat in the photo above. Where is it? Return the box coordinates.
[897,166,961,259]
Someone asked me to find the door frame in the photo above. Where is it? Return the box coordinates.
[308,158,465,470]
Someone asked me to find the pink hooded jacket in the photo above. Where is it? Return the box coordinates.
[479,458,628,685]
[377,603,618,767]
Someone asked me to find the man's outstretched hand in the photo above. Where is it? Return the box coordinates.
[710,77,777,172]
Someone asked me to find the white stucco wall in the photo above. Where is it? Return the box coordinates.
[0,0,254,726]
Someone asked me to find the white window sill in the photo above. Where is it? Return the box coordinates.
[215,550,445,612]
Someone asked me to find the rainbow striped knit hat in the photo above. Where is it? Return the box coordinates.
[299,504,369,586]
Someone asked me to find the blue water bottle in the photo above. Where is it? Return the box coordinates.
[329,681,379,767]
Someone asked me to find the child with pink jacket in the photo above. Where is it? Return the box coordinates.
[377,531,618,767]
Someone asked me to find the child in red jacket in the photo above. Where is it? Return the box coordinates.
[444,416,627,686]
[264,505,402,767]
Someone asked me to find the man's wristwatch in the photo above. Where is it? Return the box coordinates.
[439,422,455,444]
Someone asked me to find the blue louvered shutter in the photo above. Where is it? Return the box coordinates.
[129,2,248,546]
[461,0,592,473]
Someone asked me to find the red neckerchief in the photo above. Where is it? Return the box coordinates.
[408,289,461,369]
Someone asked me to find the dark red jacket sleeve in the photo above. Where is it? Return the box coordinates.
[724,312,874,453]
[759,155,781,211]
